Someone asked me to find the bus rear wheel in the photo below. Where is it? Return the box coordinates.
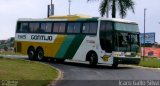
[89,53,98,66]
[36,48,44,61]
[27,47,35,60]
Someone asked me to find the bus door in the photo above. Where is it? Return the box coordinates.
[100,21,113,53]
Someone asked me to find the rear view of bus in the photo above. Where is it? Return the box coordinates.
[99,18,140,67]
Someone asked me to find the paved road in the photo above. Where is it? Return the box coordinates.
[48,61,160,86]
[50,61,160,80]
[2,55,160,86]
[50,62,160,86]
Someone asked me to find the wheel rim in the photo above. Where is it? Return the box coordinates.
[37,50,43,60]
[90,54,94,64]
[29,50,34,58]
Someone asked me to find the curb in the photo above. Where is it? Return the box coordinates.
[48,67,64,86]
[122,65,160,70]
[0,55,27,58]
[30,61,64,86]
[22,60,64,86]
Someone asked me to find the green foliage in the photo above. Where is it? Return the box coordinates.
[3,45,8,51]
[88,0,135,18]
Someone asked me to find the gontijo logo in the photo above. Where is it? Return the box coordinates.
[31,35,53,41]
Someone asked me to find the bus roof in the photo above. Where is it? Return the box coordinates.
[18,18,68,22]
[18,15,138,24]
[49,14,92,19]
[99,18,138,24]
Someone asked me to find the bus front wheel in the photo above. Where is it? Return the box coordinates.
[89,53,98,66]
[27,47,35,60]
[112,63,118,68]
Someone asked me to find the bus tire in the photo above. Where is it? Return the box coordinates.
[112,63,118,68]
[27,47,35,60]
[89,53,98,66]
[36,48,44,61]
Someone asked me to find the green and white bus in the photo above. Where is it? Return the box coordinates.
[15,15,141,67]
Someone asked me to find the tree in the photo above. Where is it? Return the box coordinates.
[87,0,135,18]
[4,45,8,51]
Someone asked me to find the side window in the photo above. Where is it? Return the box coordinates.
[53,23,60,32]
[82,23,90,33]
[40,23,46,32]
[17,23,29,33]
[67,23,74,33]
[29,23,40,33]
[59,23,66,33]
[82,22,98,34]
[67,23,81,33]
[74,23,81,33]
[40,23,52,33]
[89,23,98,34]
[53,23,66,33]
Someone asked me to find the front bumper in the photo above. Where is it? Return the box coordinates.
[113,57,141,65]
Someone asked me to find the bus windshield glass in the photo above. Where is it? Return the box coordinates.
[100,21,140,53]
[114,32,139,52]
[114,22,139,32]
[114,22,139,52]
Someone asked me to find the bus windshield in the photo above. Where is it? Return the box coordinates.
[114,32,139,52]
[114,22,140,52]
[114,22,139,32]
[100,21,140,53]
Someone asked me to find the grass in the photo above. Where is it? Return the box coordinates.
[139,57,160,68]
[0,58,58,86]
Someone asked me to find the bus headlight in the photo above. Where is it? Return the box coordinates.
[112,52,125,57]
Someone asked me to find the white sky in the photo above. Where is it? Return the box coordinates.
[0,0,160,42]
